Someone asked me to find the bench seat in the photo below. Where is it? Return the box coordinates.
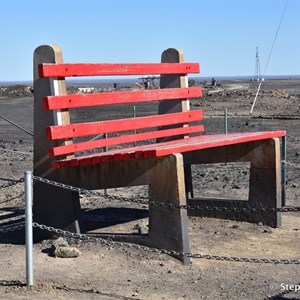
[53,130,286,168]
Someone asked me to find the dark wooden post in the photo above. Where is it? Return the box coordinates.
[148,154,190,265]
[159,48,189,116]
[33,45,81,239]
[248,138,282,227]
[159,48,194,198]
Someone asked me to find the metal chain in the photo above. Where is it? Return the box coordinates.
[32,175,148,204]
[32,175,300,213]
[0,178,24,190]
[0,148,33,157]
[33,222,300,265]
[0,222,25,233]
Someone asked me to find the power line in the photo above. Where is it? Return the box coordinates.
[262,0,289,76]
[249,0,290,116]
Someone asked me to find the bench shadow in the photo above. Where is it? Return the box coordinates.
[80,207,148,233]
[0,205,25,244]
[0,206,148,245]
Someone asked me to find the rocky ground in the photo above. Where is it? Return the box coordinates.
[0,79,299,300]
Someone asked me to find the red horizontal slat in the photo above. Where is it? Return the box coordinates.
[152,131,287,157]
[46,110,203,140]
[43,87,202,110]
[139,131,287,155]
[49,125,204,156]
[39,63,200,78]
[106,130,285,163]
[52,131,286,168]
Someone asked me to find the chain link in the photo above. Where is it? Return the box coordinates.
[33,222,300,265]
[0,222,25,233]
[0,178,24,190]
[0,148,33,157]
[32,175,300,213]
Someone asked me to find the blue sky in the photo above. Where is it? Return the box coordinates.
[0,0,298,81]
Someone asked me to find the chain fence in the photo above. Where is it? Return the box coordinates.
[0,222,24,234]
[7,172,300,279]
[32,175,300,213]
[0,218,299,266]
[0,148,33,157]
[31,221,300,265]
[0,178,24,190]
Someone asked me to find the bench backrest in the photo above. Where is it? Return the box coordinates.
[34,46,203,171]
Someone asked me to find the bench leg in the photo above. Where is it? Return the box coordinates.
[249,138,282,227]
[184,139,282,227]
[148,154,190,265]
[33,181,81,240]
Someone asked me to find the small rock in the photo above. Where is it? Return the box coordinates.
[51,237,69,251]
[224,176,230,182]
[50,237,81,258]
[53,246,81,258]
[232,184,240,189]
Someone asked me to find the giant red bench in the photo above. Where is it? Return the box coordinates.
[33,45,285,264]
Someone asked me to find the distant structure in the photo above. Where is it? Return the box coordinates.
[254,46,261,81]
[77,87,95,93]
[130,83,144,90]
[138,76,159,89]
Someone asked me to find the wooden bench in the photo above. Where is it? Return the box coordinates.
[33,45,285,264]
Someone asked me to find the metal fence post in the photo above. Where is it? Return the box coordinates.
[25,170,33,286]
[133,105,137,146]
[281,136,287,206]
[103,134,108,197]
[224,108,228,134]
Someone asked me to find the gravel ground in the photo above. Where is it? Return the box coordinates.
[0,80,299,300]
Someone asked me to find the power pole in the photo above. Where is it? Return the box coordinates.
[254,46,261,81]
